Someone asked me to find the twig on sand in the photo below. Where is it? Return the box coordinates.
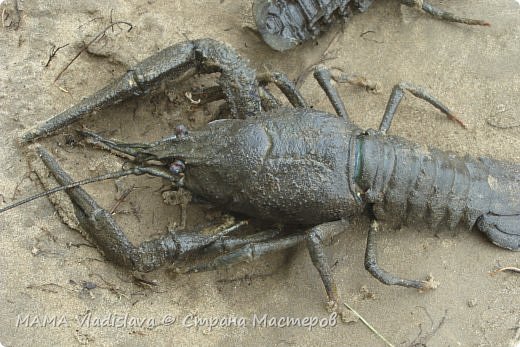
[344,302,395,347]
[54,21,133,83]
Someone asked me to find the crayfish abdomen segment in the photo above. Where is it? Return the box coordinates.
[356,132,520,249]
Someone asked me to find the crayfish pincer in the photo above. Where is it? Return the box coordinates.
[7,39,519,318]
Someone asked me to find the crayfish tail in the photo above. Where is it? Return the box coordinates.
[477,214,520,251]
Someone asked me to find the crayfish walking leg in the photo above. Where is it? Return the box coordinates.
[313,65,466,292]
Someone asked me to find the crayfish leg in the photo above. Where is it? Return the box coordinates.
[401,0,490,26]
[306,220,355,322]
[364,220,438,290]
[313,65,350,121]
[379,82,465,134]
[178,233,305,274]
[257,71,307,108]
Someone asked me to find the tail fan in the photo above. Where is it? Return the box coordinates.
[477,213,520,251]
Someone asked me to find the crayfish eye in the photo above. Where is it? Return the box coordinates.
[169,160,186,175]
[175,124,188,138]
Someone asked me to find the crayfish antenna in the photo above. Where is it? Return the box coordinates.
[0,147,161,214]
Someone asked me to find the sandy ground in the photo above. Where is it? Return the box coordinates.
[1,0,519,346]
